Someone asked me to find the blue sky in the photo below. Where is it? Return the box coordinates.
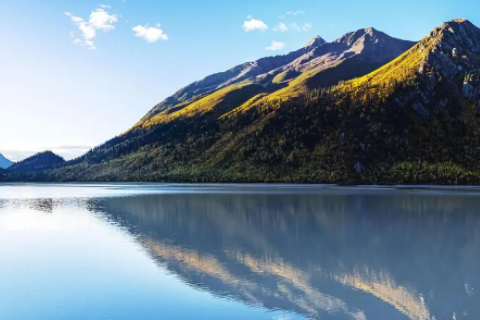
[1,0,479,161]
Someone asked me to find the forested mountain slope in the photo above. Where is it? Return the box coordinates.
[8,151,65,173]
[7,20,480,184]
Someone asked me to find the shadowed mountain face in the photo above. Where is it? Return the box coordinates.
[8,151,65,173]
[89,188,480,320]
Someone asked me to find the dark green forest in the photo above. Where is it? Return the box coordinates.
[5,79,480,184]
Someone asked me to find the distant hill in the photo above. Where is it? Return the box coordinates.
[0,153,13,169]
[8,151,65,173]
[6,19,480,184]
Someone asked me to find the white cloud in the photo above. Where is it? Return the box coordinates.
[289,23,301,32]
[100,4,112,9]
[243,16,268,32]
[273,22,288,33]
[286,10,305,16]
[132,24,168,42]
[266,41,285,51]
[65,7,118,50]
[302,22,312,32]
[89,8,117,30]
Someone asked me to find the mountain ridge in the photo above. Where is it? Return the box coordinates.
[135,27,415,130]
[144,34,328,119]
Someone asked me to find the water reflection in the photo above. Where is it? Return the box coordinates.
[2,186,480,320]
[86,191,480,320]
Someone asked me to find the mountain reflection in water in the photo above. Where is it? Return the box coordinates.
[85,189,480,320]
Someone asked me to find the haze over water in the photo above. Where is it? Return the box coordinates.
[1,184,479,320]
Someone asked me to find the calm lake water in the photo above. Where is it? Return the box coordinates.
[1,184,480,320]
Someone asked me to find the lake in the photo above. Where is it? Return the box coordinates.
[1,184,479,320]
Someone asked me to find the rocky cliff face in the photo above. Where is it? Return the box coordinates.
[379,19,480,121]
[424,19,480,104]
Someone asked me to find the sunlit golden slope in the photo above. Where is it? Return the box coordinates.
[132,82,264,129]
[131,27,414,129]
[335,39,432,97]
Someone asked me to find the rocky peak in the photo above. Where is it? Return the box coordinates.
[427,19,479,48]
[420,19,480,77]
[334,27,387,46]
[329,27,415,63]
[304,35,327,49]
[433,20,480,100]
[396,19,480,118]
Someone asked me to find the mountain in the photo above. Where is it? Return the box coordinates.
[136,28,414,130]
[8,151,65,173]
[143,35,327,118]
[7,19,480,184]
[0,153,13,169]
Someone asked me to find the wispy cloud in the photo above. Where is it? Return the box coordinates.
[286,10,305,16]
[302,22,312,32]
[284,22,312,33]
[289,23,301,32]
[65,6,118,50]
[273,22,312,33]
[266,40,285,51]
[273,22,288,33]
[243,16,268,32]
